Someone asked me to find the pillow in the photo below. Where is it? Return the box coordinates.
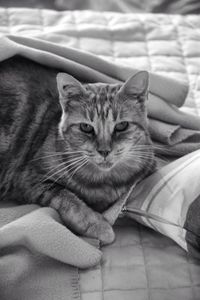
[122,149,200,259]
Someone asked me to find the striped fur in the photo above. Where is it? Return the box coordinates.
[0,56,156,244]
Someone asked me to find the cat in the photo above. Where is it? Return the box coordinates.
[0,55,156,244]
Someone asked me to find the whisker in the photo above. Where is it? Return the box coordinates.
[151,144,183,156]
[126,153,154,160]
[41,157,86,183]
[31,151,85,162]
[67,158,87,175]
[155,155,170,164]
[128,151,154,156]
[126,145,180,159]
[45,150,85,154]
[124,155,156,172]
[31,153,64,162]
[53,158,88,184]
[69,159,88,180]
[44,155,85,175]
[40,155,85,169]
[49,158,87,185]
[129,144,181,156]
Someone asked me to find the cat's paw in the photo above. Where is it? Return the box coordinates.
[86,218,115,245]
[57,192,115,245]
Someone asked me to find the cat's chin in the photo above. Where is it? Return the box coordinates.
[97,161,113,170]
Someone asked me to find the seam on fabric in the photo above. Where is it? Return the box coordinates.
[100,248,104,300]
[139,16,151,72]
[85,284,200,292]
[85,53,200,59]
[138,224,151,300]
[186,254,196,299]
[39,9,44,33]
[106,14,116,65]
[6,8,11,35]
[171,16,194,106]
[72,11,81,52]
[143,152,200,213]
[142,154,200,229]
[144,172,180,231]
[71,268,81,300]
[141,155,199,231]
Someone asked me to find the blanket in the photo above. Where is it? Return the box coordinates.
[0,202,101,300]
[1,8,200,300]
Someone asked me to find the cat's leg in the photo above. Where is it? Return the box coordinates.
[48,188,115,245]
[13,171,115,244]
[23,180,115,245]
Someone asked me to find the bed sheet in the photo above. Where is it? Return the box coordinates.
[0,8,200,300]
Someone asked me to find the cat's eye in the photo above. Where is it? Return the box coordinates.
[80,123,94,134]
[115,121,129,132]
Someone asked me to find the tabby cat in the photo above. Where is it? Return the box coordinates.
[0,56,155,244]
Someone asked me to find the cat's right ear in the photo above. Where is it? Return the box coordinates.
[56,73,86,109]
[119,71,149,98]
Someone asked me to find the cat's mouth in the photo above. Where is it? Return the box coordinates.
[98,161,113,169]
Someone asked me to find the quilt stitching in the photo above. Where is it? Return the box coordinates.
[172,16,190,88]
[38,8,45,33]
[72,11,81,52]
[139,16,152,72]
[186,255,196,299]
[5,8,10,34]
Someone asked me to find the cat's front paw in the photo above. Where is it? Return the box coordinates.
[57,191,115,245]
[86,218,115,245]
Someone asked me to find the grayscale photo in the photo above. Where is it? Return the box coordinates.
[0,1,200,299]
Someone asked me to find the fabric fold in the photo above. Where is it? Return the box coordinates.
[6,34,189,107]
[147,93,200,130]
[149,119,200,146]
[0,204,102,269]
[0,35,188,107]
[0,203,89,300]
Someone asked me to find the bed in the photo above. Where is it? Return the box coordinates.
[0,6,200,300]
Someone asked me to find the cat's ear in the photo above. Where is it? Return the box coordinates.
[119,71,149,98]
[56,73,86,108]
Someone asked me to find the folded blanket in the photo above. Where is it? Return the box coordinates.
[149,118,200,156]
[149,119,200,145]
[0,34,188,108]
[0,202,101,300]
[1,34,200,156]
[147,94,200,156]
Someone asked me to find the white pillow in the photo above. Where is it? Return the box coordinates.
[122,149,200,259]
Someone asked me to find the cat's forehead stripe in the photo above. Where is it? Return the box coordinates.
[85,84,120,122]
[96,93,111,121]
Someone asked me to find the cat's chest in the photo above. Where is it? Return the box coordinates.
[69,180,128,212]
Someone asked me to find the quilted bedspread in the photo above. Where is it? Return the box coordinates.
[1,8,200,300]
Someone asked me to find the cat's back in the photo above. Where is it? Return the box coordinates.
[0,55,58,109]
[0,56,60,161]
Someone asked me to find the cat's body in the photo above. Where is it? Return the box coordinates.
[0,55,155,243]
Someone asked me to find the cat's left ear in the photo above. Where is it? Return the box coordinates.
[56,73,86,108]
[119,71,149,98]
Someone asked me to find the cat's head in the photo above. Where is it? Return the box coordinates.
[56,72,155,185]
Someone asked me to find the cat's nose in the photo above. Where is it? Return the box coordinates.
[98,150,110,158]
